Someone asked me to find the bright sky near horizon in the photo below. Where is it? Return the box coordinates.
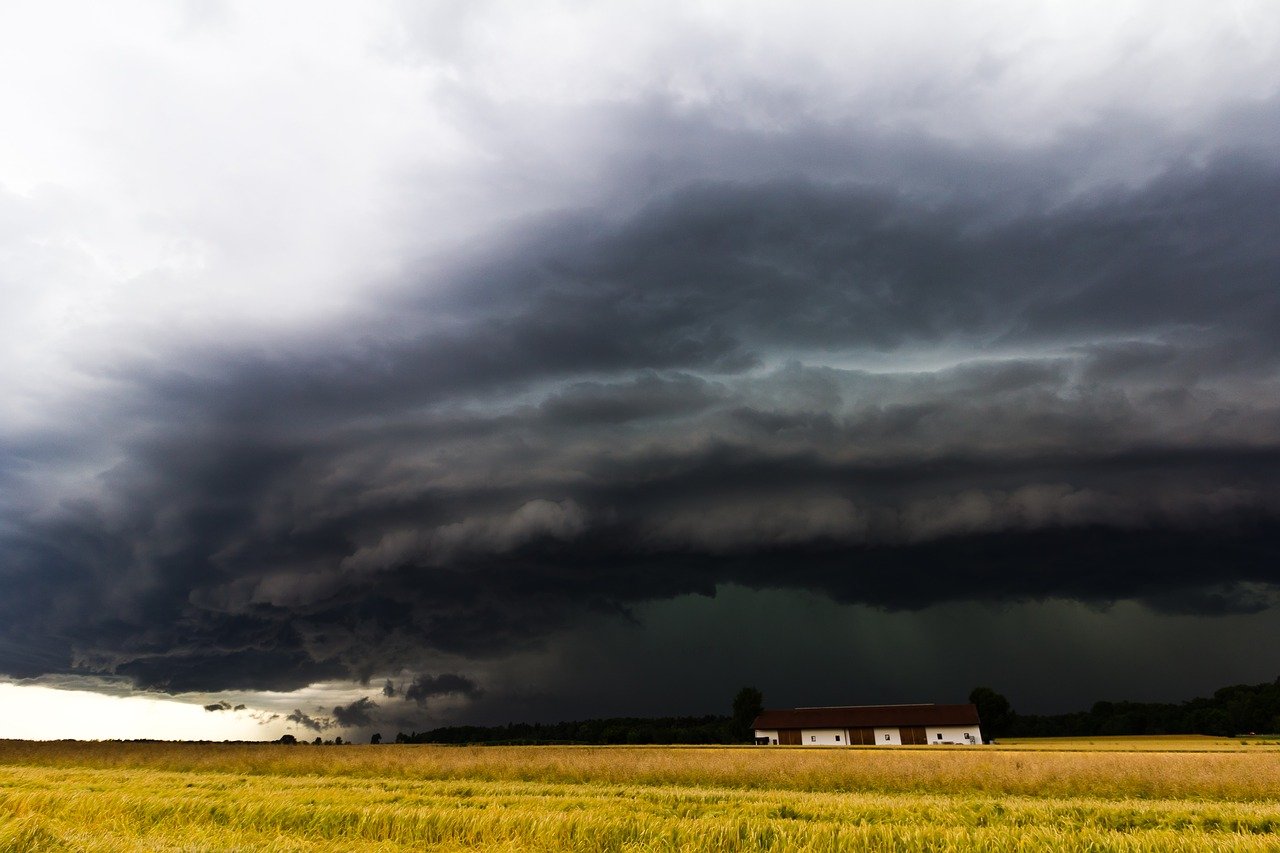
[0,684,281,742]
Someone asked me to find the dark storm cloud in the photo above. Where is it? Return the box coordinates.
[539,373,720,426]
[285,709,331,732]
[331,696,378,728]
[203,700,245,712]
[1,146,1278,695]
[403,673,483,706]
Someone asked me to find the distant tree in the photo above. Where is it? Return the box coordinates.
[968,687,1015,739]
[278,734,297,745]
[334,736,344,745]
[732,686,765,742]
[370,733,382,745]
[313,736,323,745]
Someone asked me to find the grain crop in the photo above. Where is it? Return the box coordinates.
[1,740,1277,851]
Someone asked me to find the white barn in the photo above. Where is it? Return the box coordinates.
[753,703,983,746]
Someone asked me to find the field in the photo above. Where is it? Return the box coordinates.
[2,739,1279,851]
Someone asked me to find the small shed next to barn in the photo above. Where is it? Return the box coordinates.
[752,703,982,746]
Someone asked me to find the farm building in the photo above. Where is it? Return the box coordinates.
[752,703,983,746]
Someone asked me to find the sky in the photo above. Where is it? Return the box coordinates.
[1,0,1279,741]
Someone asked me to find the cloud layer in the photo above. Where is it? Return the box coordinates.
[1,2,1278,713]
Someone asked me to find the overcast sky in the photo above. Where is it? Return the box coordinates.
[2,0,1279,740]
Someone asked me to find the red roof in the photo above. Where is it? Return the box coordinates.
[752,703,980,729]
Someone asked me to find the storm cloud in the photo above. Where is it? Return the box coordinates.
[285,709,332,733]
[4,157,1278,694]
[403,674,483,706]
[331,697,378,728]
[1,1,1278,714]
[204,701,246,713]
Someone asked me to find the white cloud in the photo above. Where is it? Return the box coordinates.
[0,1,469,432]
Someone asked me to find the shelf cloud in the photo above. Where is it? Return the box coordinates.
[1,1,1278,716]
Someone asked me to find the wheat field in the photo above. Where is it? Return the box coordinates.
[2,740,1278,851]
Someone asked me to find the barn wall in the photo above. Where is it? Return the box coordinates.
[799,728,844,745]
[756,723,984,745]
[874,727,901,745]
[925,725,983,744]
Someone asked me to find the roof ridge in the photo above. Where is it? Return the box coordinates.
[792,703,936,710]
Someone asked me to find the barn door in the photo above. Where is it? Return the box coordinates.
[778,729,802,745]
[898,726,927,745]
[848,727,875,745]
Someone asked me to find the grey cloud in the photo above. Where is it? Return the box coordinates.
[340,499,588,575]
[539,373,720,426]
[1,148,1278,696]
[331,696,378,728]
[403,674,483,706]
[285,709,332,733]
[203,700,245,712]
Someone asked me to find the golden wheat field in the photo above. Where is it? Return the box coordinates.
[2,740,1279,852]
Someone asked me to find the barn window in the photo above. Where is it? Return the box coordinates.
[810,735,816,742]
[884,734,890,741]
[835,735,840,741]
[937,733,943,740]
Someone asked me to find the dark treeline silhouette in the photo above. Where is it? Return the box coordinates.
[394,687,763,745]
[971,678,1280,739]
[394,714,737,745]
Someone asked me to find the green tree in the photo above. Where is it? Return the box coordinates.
[732,686,764,742]
[968,687,1014,739]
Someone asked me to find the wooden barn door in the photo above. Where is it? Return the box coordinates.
[778,729,802,745]
[898,726,927,745]
[848,727,876,745]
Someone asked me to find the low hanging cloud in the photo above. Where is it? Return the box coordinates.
[0,3,1278,704]
[341,500,588,575]
[331,697,378,728]
[203,701,246,713]
[403,674,483,706]
[285,709,333,733]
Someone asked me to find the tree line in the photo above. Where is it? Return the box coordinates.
[393,715,735,745]
[970,677,1280,739]
[392,687,764,745]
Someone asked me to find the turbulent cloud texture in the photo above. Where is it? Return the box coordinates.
[203,701,245,713]
[331,697,378,728]
[1,1,1279,715]
[286,709,332,733]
